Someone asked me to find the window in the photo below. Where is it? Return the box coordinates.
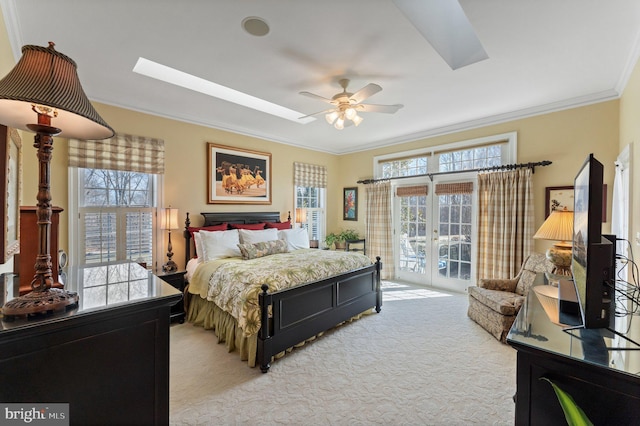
[293,162,327,245]
[439,145,502,172]
[374,133,515,178]
[77,168,157,265]
[376,132,516,291]
[381,156,428,178]
[296,186,325,242]
[68,134,165,268]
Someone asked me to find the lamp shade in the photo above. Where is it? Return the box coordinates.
[0,43,114,139]
[161,208,180,230]
[533,208,573,246]
[295,208,307,224]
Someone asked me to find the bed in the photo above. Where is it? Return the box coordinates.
[183,211,382,372]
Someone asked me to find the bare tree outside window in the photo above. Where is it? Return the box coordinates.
[80,168,155,265]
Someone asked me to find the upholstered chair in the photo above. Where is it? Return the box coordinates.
[467,253,554,343]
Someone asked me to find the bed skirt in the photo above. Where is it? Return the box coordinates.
[185,293,372,367]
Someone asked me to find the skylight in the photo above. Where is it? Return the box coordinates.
[133,57,315,124]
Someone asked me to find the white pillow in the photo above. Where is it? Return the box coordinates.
[278,228,310,251]
[199,229,241,261]
[194,232,205,263]
[238,228,278,245]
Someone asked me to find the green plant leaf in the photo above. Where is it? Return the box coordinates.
[540,377,594,426]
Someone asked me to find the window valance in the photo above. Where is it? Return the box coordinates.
[396,185,428,197]
[294,162,327,188]
[435,182,473,195]
[69,133,165,174]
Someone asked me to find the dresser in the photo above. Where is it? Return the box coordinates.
[507,273,640,425]
[0,262,182,425]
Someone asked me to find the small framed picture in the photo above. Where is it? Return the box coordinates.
[545,185,607,221]
[343,187,358,221]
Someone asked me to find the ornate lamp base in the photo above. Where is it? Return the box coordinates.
[546,245,572,276]
[2,288,78,319]
[162,260,178,272]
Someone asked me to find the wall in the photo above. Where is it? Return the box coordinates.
[37,103,339,271]
[620,57,640,246]
[337,101,620,254]
[0,6,629,273]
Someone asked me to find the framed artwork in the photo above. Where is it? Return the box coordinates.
[545,185,607,222]
[0,126,21,263]
[207,143,271,204]
[343,187,358,221]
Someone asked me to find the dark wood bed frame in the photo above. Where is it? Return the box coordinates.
[184,211,382,373]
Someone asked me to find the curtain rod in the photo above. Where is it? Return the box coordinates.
[357,160,552,185]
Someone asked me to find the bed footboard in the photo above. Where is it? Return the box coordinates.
[257,257,382,373]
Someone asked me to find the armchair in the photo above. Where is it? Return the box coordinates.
[467,253,554,342]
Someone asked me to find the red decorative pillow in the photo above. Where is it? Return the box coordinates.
[187,223,228,239]
[229,223,266,230]
[265,221,291,230]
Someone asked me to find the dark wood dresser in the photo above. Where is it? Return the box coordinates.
[0,262,182,425]
[507,273,640,425]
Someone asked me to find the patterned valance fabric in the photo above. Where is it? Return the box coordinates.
[435,182,473,195]
[68,133,165,174]
[396,185,428,197]
[294,162,327,188]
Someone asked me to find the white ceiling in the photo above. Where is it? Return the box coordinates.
[2,0,640,154]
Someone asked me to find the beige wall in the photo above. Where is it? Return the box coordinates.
[338,100,620,253]
[620,58,640,247]
[32,104,338,270]
[0,6,633,273]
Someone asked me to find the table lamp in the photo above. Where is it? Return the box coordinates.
[161,207,179,272]
[533,207,574,276]
[0,42,114,317]
[295,207,307,228]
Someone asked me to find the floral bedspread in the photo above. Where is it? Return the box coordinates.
[190,249,372,337]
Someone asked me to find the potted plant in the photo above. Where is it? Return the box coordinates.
[325,229,360,250]
[324,232,341,249]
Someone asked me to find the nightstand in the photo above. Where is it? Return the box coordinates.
[156,270,186,323]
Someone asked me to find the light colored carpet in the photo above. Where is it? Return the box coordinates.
[169,282,516,425]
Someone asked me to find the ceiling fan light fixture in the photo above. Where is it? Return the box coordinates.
[352,114,363,127]
[344,107,357,120]
[334,117,345,130]
[325,110,339,124]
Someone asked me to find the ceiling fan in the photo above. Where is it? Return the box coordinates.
[299,78,403,130]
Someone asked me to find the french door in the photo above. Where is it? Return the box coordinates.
[395,177,475,293]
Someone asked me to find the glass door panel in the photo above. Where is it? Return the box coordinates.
[432,192,473,292]
[396,194,428,280]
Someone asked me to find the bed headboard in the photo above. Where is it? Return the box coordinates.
[183,211,290,264]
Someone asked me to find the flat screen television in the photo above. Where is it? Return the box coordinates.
[571,153,615,329]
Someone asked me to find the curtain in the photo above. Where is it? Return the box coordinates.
[612,146,630,283]
[294,162,327,188]
[68,133,165,174]
[366,181,394,279]
[477,168,534,280]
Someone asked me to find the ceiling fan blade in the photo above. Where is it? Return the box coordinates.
[350,83,382,104]
[299,91,336,104]
[393,0,488,70]
[299,108,336,120]
[358,104,404,114]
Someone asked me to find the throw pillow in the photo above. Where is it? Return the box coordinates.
[237,239,288,260]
